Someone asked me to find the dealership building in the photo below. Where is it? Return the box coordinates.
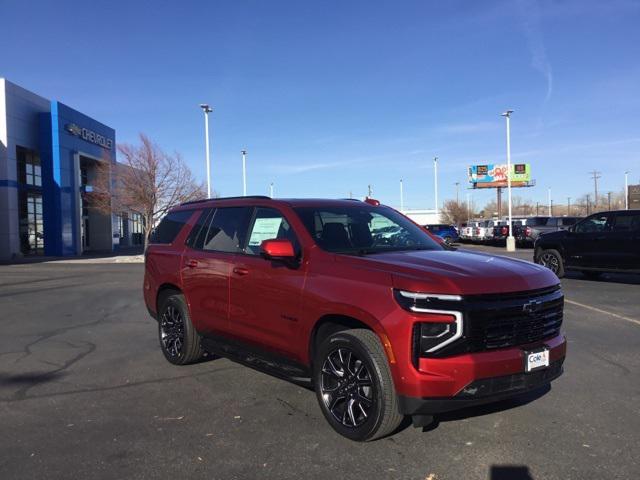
[0,79,143,260]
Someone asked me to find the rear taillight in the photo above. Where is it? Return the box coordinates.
[501,226,508,235]
[525,226,532,236]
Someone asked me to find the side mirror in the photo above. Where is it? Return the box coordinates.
[260,239,296,260]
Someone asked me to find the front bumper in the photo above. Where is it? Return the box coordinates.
[398,358,564,414]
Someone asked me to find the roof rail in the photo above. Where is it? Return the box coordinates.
[340,198,362,202]
[181,195,272,206]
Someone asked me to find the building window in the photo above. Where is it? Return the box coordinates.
[17,146,44,255]
[130,212,145,245]
[17,146,42,187]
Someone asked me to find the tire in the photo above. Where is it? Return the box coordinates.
[443,236,452,245]
[536,248,565,278]
[313,329,404,441]
[582,270,602,280]
[157,292,203,365]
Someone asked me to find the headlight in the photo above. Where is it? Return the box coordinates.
[395,290,464,359]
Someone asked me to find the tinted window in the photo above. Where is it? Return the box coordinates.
[150,210,193,244]
[575,213,610,233]
[295,205,442,254]
[245,208,300,255]
[612,213,640,232]
[561,217,579,226]
[186,209,214,248]
[526,217,549,227]
[201,207,251,253]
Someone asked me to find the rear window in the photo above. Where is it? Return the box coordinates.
[187,207,252,253]
[150,210,194,244]
[526,217,550,227]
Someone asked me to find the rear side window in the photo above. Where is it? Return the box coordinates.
[526,217,549,227]
[150,210,193,244]
[612,213,640,232]
[189,207,251,253]
[561,217,579,226]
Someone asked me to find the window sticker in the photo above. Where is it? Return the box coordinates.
[248,217,283,247]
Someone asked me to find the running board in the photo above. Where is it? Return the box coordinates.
[201,335,312,387]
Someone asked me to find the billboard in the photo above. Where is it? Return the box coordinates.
[468,163,532,188]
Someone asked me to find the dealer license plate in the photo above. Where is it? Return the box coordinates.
[525,348,550,372]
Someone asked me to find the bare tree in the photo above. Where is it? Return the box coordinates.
[91,134,206,249]
[441,199,473,225]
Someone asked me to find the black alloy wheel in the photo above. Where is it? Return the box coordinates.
[537,249,565,277]
[320,347,374,428]
[160,304,185,359]
[313,329,404,441]
[157,292,203,365]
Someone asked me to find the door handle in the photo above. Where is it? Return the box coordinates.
[233,267,250,276]
[185,259,199,268]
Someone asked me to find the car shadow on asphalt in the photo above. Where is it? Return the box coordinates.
[418,385,551,433]
[564,271,640,285]
[490,465,534,480]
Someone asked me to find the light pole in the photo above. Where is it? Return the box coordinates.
[199,104,213,198]
[400,179,404,212]
[433,157,439,219]
[607,191,612,211]
[466,192,471,222]
[269,182,274,198]
[241,150,247,196]
[547,188,552,216]
[501,110,515,251]
[625,171,630,210]
[567,197,571,215]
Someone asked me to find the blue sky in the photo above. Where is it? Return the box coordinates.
[2,0,639,210]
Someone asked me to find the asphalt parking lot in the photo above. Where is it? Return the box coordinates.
[1,249,639,480]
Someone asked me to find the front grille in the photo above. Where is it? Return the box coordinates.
[414,285,564,358]
[464,285,564,351]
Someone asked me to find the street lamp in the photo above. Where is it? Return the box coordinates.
[625,171,630,210]
[269,182,274,198]
[199,104,213,198]
[547,188,552,216]
[241,150,247,196]
[433,157,439,219]
[501,110,515,252]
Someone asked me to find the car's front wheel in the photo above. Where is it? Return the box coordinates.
[313,329,404,441]
[536,248,565,278]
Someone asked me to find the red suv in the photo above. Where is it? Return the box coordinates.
[144,196,566,441]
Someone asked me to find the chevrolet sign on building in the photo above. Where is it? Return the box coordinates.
[65,123,114,150]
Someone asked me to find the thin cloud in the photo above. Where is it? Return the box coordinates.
[517,0,553,104]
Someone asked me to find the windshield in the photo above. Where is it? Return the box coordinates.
[294,205,443,254]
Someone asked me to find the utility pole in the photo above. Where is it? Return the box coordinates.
[368,184,373,197]
[607,191,612,211]
[586,194,591,215]
[550,200,554,216]
[589,170,601,209]
[455,182,460,204]
[567,197,571,216]
[547,188,552,216]
[536,202,539,215]
[241,150,247,196]
[400,179,404,212]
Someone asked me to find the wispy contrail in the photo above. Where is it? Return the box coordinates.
[517,0,553,103]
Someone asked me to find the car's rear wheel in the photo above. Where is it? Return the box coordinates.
[158,292,202,365]
[536,248,565,278]
[443,236,452,245]
[313,329,403,441]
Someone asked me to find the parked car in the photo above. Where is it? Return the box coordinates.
[423,224,459,244]
[472,219,503,243]
[526,216,582,243]
[492,219,527,244]
[144,196,566,441]
[534,210,640,278]
[460,221,480,242]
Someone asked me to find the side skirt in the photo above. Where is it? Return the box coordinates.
[200,335,312,388]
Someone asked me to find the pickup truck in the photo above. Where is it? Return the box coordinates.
[525,216,582,244]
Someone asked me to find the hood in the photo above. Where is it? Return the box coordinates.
[334,248,558,295]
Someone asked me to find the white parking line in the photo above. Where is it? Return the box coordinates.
[565,299,640,327]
